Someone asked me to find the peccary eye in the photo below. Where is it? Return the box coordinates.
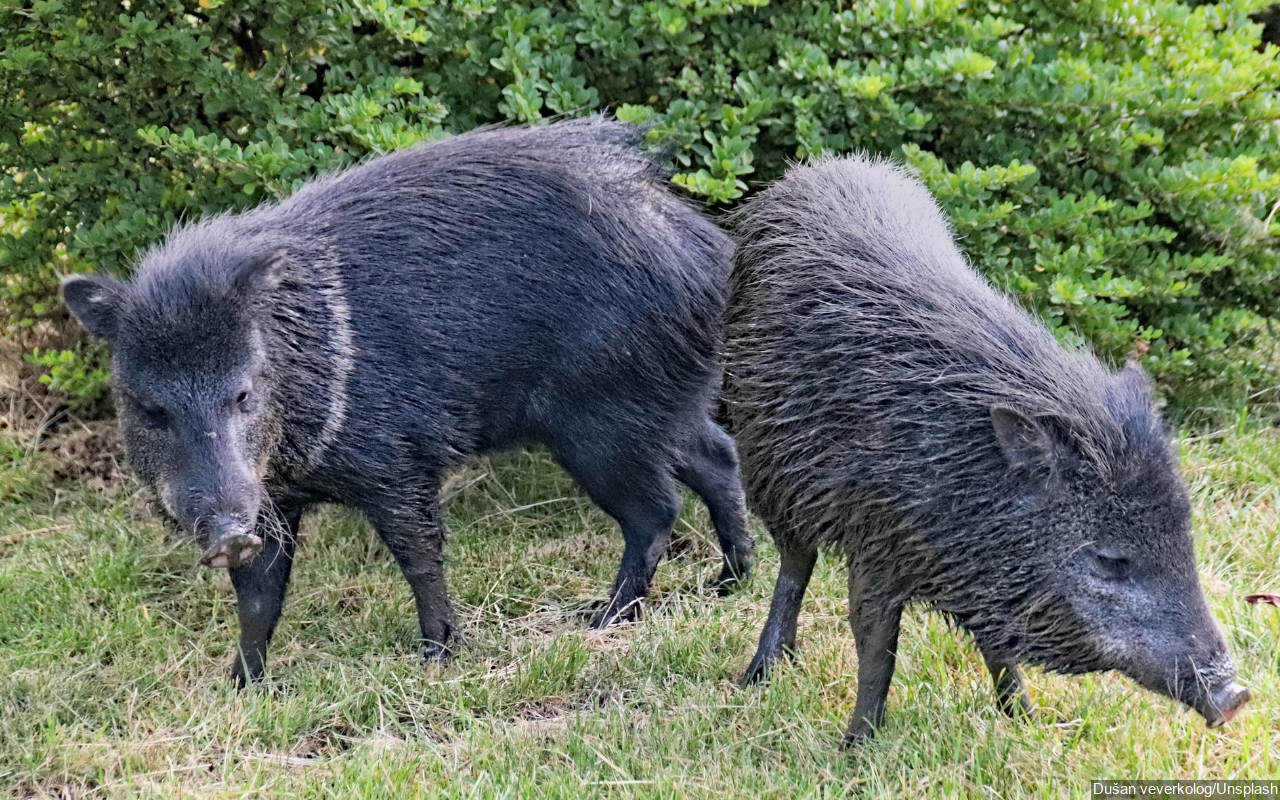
[1093,550,1132,581]
[234,389,256,413]
[135,401,168,429]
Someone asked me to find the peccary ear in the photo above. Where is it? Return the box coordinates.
[229,249,287,298]
[1116,361,1154,399]
[990,406,1056,476]
[1115,360,1174,439]
[61,274,124,339]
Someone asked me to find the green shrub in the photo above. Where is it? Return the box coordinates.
[24,346,110,412]
[2,0,1278,416]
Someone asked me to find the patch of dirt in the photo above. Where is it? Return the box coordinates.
[11,777,99,800]
[289,719,370,758]
[513,698,576,735]
[440,461,495,503]
[287,733,334,762]
[44,419,125,490]
[331,584,364,615]
[511,688,642,736]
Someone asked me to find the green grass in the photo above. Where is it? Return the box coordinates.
[1,421,1277,799]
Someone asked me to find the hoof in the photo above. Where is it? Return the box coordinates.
[714,568,747,596]
[422,627,462,663]
[740,655,774,687]
[715,552,753,596]
[841,727,875,748]
[590,600,641,629]
[998,696,1036,721]
[229,659,262,689]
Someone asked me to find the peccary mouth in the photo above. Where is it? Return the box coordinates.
[200,531,264,569]
[1200,680,1250,728]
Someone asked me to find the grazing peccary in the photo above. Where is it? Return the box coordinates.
[724,155,1249,744]
[60,117,754,684]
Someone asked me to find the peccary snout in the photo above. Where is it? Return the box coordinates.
[1148,661,1250,728]
[1204,681,1251,727]
[200,515,265,569]
[174,432,267,569]
[1127,628,1249,727]
[1095,574,1249,728]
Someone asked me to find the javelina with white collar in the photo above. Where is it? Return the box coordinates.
[61,117,754,685]
[724,155,1248,744]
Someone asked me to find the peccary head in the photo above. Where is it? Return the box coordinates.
[62,239,284,569]
[956,364,1247,727]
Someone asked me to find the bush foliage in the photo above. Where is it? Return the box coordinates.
[3,0,1278,413]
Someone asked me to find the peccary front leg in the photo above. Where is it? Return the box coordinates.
[741,542,817,685]
[366,492,460,661]
[981,652,1034,718]
[229,504,301,687]
[843,567,904,745]
[675,417,755,592]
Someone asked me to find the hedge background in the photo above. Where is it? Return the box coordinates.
[2,0,1279,417]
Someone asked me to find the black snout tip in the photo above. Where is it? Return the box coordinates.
[1204,682,1250,728]
[200,532,264,569]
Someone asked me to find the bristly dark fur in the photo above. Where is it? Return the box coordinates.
[61,116,755,684]
[724,154,1243,742]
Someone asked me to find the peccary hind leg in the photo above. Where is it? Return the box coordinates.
[675,417,755,592]
[843,567,905,746]
[741,541,817,685]
[594,485,681,627]
[981,651,1034,718]
[555,443,680,628]
[366,490,461,662]
[229,504,301,686]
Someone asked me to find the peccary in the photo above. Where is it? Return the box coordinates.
[723,155,1249,744]
[60,117,754,684]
